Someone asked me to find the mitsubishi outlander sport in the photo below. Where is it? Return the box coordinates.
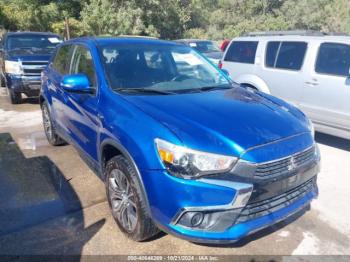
[40,37,320,243]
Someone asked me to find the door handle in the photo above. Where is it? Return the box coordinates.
[305,81,319,86]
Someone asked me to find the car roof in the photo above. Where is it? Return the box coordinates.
[232,35,350,42]
[65,36,183,47]
[176,39,213,43]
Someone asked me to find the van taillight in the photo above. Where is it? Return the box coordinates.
[218,60,223,69]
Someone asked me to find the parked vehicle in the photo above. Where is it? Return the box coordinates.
[0,31,62,104]
[221,31,350,139]
[176,39,223,65]
[40,37,319,243]
[220,39,230,52]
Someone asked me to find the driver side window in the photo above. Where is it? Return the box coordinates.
[70,45,97,87]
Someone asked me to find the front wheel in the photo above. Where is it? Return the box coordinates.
[9,89,22,104]
[105,155,159,241]
[41,101,65,146]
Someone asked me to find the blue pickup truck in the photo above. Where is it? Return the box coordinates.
[0,31,62,104]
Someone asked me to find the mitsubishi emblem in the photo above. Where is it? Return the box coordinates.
[287,156,297,171]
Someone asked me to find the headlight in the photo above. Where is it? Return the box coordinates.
[307,118,315,139]
[155,138,237,178]
[4,60,23,74]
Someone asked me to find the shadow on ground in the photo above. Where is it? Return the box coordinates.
[315,132,350,152]
[0,133,105,255]
[20,96,40,105]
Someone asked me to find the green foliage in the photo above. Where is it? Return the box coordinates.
[79,0,148,36]
[0,0,350,40]
[51,18,84,39]
[183,28,209,39]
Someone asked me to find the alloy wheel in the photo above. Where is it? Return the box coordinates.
[108,169,138,232]
[42,106,53,140]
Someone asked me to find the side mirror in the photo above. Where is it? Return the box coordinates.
[61,74,94,94]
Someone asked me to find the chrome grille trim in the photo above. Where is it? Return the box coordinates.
[22,61,48,77]
[255,146,316,178]
[230,144,319,180]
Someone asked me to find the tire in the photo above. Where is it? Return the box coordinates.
[9,89,22,104]
[41,101,65,146]
[0,74,5,87]
[105,155,159,241]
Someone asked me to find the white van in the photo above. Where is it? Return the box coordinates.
[221,31,350,140]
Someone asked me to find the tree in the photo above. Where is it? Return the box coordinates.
[1,0,350,40]
[323,0,350,33]
[80,0,149,36]
[0,0,61,31]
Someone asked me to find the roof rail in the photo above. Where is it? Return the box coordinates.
[118,35,158,39]
[241,30,326,37]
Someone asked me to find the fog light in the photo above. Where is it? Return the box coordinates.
[176,209,241,232]
[191,212,204,227]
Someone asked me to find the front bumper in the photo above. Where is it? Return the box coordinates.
[142,143,320,243]
[5,73,41,96]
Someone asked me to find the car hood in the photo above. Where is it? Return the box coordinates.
[123,87,310,156]
[5,53,52,62]
[204,51,223,60]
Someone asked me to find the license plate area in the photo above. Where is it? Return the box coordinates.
[29,84,41,90]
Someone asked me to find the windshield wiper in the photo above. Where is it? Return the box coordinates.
[198,85,233,92]
[114,88,175,95]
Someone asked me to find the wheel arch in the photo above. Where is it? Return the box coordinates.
[236,74,270,94]
[99,139,152,216]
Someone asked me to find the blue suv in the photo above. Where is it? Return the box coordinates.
[40,37,320,243]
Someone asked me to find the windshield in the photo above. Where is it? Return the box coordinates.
[99,43,231,93]
[5,35,62,54]
[189,41,221,53]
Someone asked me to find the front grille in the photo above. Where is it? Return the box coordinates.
[236,178,316,224]
[254,146,315,178]
[23,68,42,75]
[22,61,48,76]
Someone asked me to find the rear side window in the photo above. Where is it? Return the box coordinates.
[224,41,258,64]
[265,42,280,67]
[315,43,350,77]
[52,45,71,74]
[265,41,307,70]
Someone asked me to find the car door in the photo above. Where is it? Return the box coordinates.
[299,41,350,133]
[255,40,308,105]
[61,44,101,164]
[48,44,73,136]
